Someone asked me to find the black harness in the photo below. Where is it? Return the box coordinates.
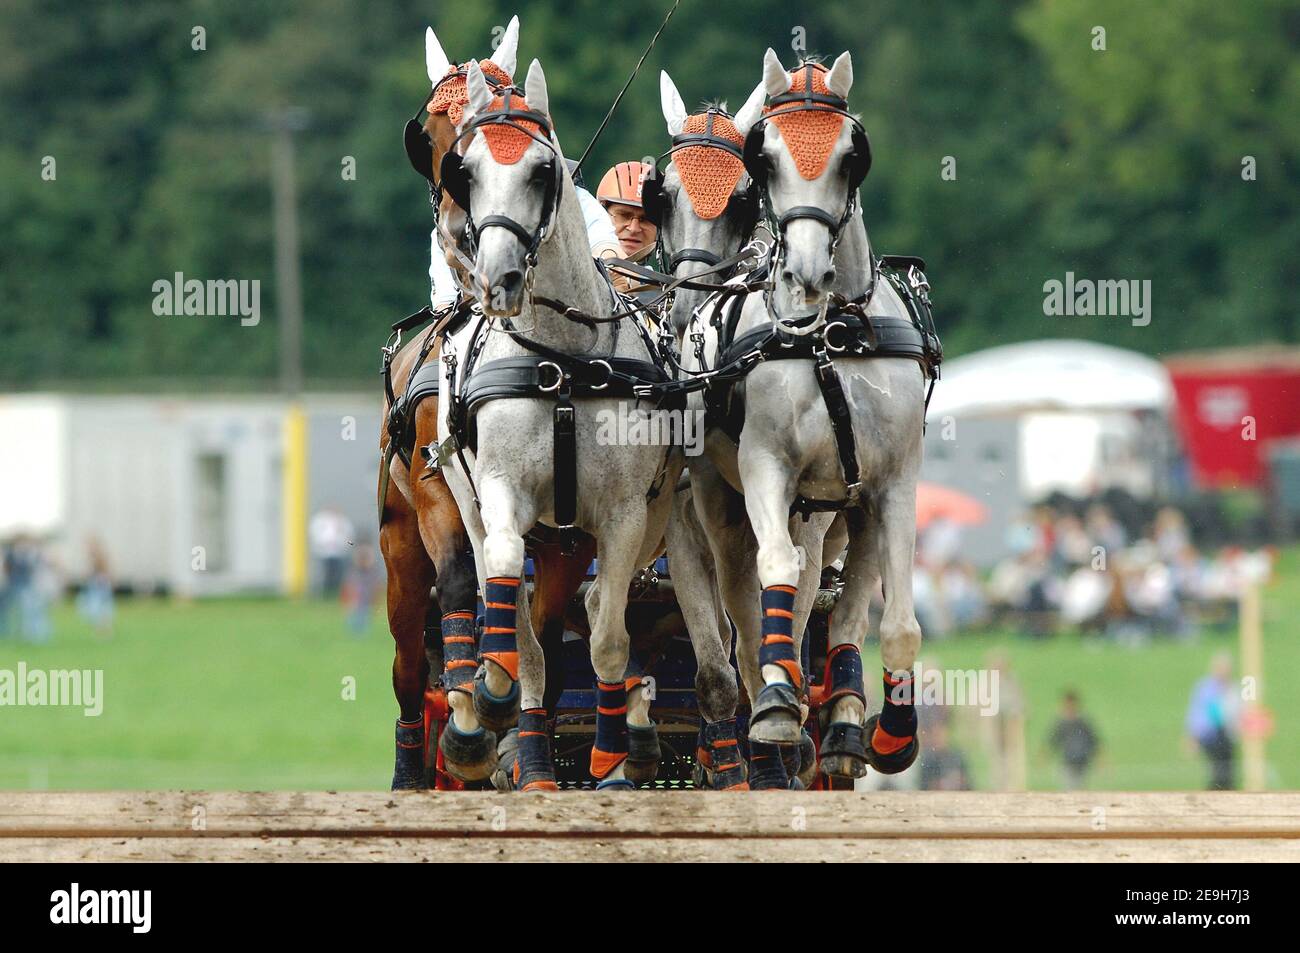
[699,259,941,518]
[435,310,684,548]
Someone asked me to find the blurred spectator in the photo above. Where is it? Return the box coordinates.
[77,536,115,639]
[0,541,11,638]
[920,719,971,790]
[9,535,54,643]
[309,505,354,597]
[1185,653,1239,791]
[1047,690,1100,790]
[341,543,383,637]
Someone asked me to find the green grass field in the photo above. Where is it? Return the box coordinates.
[1,550,1295,791]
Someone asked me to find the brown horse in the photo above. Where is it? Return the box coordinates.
[380,21,599,789]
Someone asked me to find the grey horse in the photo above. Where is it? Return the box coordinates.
[436,59,682,789]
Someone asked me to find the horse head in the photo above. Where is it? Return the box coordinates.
[408,17,520,277]
[651,71,766,335]
[734,49,870,312]
[456,58,566,317]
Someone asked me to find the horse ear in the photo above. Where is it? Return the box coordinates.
[826,51,854,99]
[425,27,450,84]
[660,71,687,137]
[525,58,549,118]
[489,15,520,79]
[464,61,493,125]
[732,80,766,138]
[762,48,790,97]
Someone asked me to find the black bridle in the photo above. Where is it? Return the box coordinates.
[402,63,509,225]
[439,86,564,266]
[641,107,762,286]
[742,64,873,261]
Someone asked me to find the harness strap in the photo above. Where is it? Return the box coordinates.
[554,395,578,536]
[812,348,861,501]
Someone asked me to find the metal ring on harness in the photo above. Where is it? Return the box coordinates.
[587,359,612,390]
[824,320,850,354]
[537,361,564,393]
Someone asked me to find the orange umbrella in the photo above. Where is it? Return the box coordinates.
[915,482,989,531]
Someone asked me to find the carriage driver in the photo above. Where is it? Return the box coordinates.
[429,159,621,311]
[596,160,659,261]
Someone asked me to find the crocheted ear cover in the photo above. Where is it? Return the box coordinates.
[767,63,844,181]
[674,112,745,220]
[427,60,513,126]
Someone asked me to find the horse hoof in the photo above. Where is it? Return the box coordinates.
[796,729,819,789]
[491,728,520,792]
[472,670,520,733]
[439,721,498,782]
[624,724,661,786]
[862,714,920,776]
[819,720,870,779]
[391,720,427,791]
[747,682,803,746]
[595,777,636,791]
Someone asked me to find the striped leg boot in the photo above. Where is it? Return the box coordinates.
[694,718,748,790]
[512,708,558,792]
[864,667,920,775]
[474,577,521,732]
[437,610,497,782]
[590,680,633,789]
[747,740,793,790]
[392,718,426,790]
[748,585,803,746]
[818,643,870,779]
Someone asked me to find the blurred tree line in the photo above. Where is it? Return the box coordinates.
[0,0,1295,388]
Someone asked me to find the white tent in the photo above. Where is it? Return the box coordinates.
[927,339,1173,418]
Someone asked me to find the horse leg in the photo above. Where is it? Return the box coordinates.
[475,476,548,788]
[411,404,496,782]
[531,536,595,715]
[736,445,805,753]
[379,476,435,790]
[815,507,878,779]
[585,502,649,789]
[666,486,746,789]
[863,482,923,775]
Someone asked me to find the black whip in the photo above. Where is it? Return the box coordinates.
[573,0,680,175]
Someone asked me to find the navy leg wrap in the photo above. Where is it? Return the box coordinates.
[879,667,917,741]
[391,718,425,790]
[440,611,477,692]
[591,680,629,781]
[696,717,748,789]
[515,708,558,791]
[825,643,865,706]
[480,578,519,682]
[748,740,791,790]
[759,586,801,687]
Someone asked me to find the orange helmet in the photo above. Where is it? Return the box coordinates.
[597,161,653,208]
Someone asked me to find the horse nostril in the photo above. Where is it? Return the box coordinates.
[496,269,524,296]
[820,268,836,289]
[781,268,796,286]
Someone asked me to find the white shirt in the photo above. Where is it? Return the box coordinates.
[430,186,618,309]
